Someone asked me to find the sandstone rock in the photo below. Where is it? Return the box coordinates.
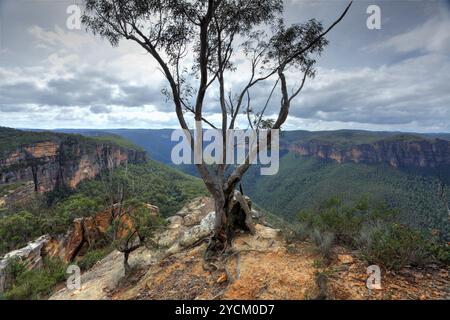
[180,197,214,226]
[1,200,160,295]
[337,254,354,264]
[166,243,181,255]
[0,138,147,205]
[254,225,282,240]
[167,215,184,229]
[46,195,450,301]
[50,248,154,300]
[42,235,67,261]
[158,228,182,248]
[57,203,159,262]
[287,138,450,169]
[144,204,159,217]
[0,235,50,293]
[64,219,86,262]
[156,215,184,249]
[179,211,216,247]
[217,273,228,284]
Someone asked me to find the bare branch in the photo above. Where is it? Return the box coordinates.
[256,78,280,128]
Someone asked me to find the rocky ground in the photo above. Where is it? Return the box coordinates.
[49,197,450,300]
[326,248,450,300]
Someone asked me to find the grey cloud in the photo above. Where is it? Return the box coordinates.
[286,55,450,126]
[0,105,32,113]
[1,69,165,109]
[90,105,111,114]
[1,0,450,132]
[367,16,450,55]
[218,51,450,128]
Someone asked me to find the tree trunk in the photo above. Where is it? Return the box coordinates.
[124,251,131,274]
[206,189,255,259]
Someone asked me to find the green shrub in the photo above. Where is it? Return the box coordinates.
[285,223,310,242]
[299,197,372,248]
[77,247,113,271]
[298,196,448,270]
[361,224,431,270]
[5,257,28,281]
[0,211,42,254]
[4,258,67,300]
[427,242,450,265]
[311,228,335,261]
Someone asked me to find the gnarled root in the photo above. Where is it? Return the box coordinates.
[205,190,255,261]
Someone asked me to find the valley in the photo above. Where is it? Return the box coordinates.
[0,127,448,300]
[56,128,450,239]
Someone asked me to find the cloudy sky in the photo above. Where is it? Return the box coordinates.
[0,0,449,132]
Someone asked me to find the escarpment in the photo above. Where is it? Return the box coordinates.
[0,133,147,204]
[285,138,450,169]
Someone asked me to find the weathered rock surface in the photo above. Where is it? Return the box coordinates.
[0,235,50,292]
[326,247,450,300]
[156,197,214,253]
[0,203,158,293]
[0,138,146,206]
[286,138,450,169]
[46,197,450,300]
[179,211,215,247]
[50,197,215,300]
[44,203,159,263]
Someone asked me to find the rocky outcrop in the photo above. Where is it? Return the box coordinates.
[0,235,50,293]
[0,138,146,206]
[47,197,449,301]
[43,203,159,263]
[286,138,450,169]
[326,247,450,300]
[49,195,319,301]
[157,194,254,254]
[157,197,215,253]
[0,203,158,293]
[48,196,217,300]
[50,196,279,300]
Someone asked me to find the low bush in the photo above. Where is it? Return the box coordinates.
[427,242,450,265]
[360,224,432,270]
[0,211,42,254]
[298,196,448,270]
[285,223,310,242]
[4,258,67,300]
[77,247,113,271]
[311,228,335,262]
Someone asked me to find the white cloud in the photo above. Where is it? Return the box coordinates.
[28,25,95,50]
[366,16,450,54]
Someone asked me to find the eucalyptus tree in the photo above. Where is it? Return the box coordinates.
[82,0,352,255]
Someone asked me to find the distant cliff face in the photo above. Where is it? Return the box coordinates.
[285,138,450,169]
[0,138,146,201]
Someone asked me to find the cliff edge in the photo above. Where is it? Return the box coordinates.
[0,128,146,205]
[49,197,449,300]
